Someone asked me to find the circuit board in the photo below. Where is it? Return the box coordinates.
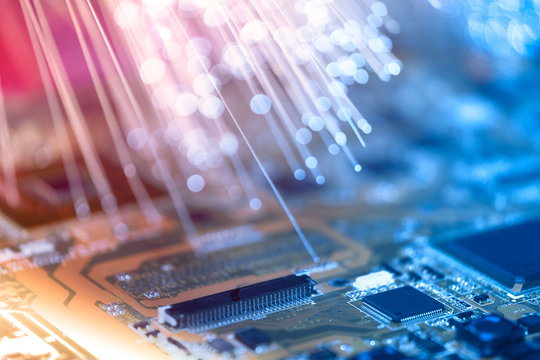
[2,0,540,359]
[2,191,540,360]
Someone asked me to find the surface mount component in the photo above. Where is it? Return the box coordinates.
[158,274,315,330]
[234,327,271,351]
[362,286,444,324]
[518,314,540,335]
[352,270,394,291]
[434,219,540,294]
[208,338,235,354]
[456,314,524,357]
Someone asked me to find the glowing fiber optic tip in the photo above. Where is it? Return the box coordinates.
[329,144,340,155]
[249,198,262,211]
[294,169,307,181]
[187,175,205,193]
[305,156,318,169]
[250,94,272,115]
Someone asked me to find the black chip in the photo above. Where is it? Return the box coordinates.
[328,278,349,287]
[456,300,472,309]
[380,263,402,277]
[234,327,271,351]
[398,256,413,265]
[473,293,489,303]
[132,320,148,330]
[456,314,524,357]
[518,314,540,335]
[504,341,540,360]
[208,338,235,354]
[408,333,446,354]
[422,265,444,279]
[362,286,444,323]
[167,337,190,355]
[434,219,540,294]
[144,329,159,337]
[407,272,421,282]
[456,311,474,321]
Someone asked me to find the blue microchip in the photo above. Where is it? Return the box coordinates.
[362,286,444,323]
[518,314,540,335]
[434,219,540,294]
[457,314,524,357]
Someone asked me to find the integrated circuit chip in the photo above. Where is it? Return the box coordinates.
[456,314,524,357]
[208,338,235,354]
[362,286,444,323]
[518,314,540,335]
[234,327,271,351]
[434,219,540,294]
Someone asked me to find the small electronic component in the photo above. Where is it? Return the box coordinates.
[408,333,446,354]
[352,270,394,291]
[328,278,349,287]
[380,264,402,277]
[167,337,190,354]
[447,318,459,328]
[434,219,540,294]
[473,293,489,304]
[504,339,540,360]
[361,286,445,323]
[407,272,421,282]
[422,265,444,279]
[18,239,55,257]
[518,314,540,335]
[208,338,235,354]
[132,321,148,330]
[144,329,159,338]
[456,311,474,321]
[456,300,472,309]
[456,314,524,357]
[234,327,271,351]
[398,257,412,265]
[158,274,315,330]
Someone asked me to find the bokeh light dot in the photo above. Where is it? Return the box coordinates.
[329,144,340,155]
[305,156,318,169]
[249,198,262,210]
[175,93,198,116]
[294,169,306,180]
[139,58,165,84]
[250,94,272,115]
[295,127,313,145]
[187,174,205,192]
